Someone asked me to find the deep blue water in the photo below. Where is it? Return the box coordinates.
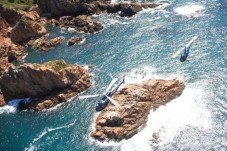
[0,0,226,150]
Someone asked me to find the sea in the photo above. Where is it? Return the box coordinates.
[0,0,226,150]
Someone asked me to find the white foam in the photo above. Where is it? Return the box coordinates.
[88,66,211,150]
[120,85,211,150]
[124,65,165,84]
[174,5,205,17]
[0,105,17,114]
[0,98,32,114]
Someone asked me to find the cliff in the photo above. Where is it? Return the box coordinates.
[91,79,185,141]
[37,0,161,18]
[0,60,91,111]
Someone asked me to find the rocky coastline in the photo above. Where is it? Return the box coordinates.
[91,79,185,141]
[0,0,187,143]
[0,60,91,111]
[0,0,162,107]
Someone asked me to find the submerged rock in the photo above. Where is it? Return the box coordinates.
[0,60,91,111]
[91,79,185,141]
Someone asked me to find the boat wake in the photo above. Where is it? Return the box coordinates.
[24,121,76,151]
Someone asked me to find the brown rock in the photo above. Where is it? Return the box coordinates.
[0,16,9,36]
[0,4,22,26]
[119,4,143,17]
[58,15,103,33]
[91,79,185,141]
[10,17,47,45]
[33,36,65,51]
[0,60,92,110]
[68,37,84,46]
[0,90,6,107]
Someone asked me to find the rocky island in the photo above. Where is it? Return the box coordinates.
[91,79,185,141]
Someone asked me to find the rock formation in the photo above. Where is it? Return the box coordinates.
[33,36,65,51]
[0,60,91,110]
[0,89,5,107]
[56,15,103,33]
[0,4,22,26]
[68,37,84,46]
[91,79,185,141]
[0,5,50,107]
[37,0,161,18]
[10,13,47,45]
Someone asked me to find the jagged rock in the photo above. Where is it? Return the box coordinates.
[37,0,161,17]
[33,36,65,51]
[119,3,161,17]
[58,15,103,33]
[0,89,5,107]
[50,19,60,26]
[0,60,91,111]
[37,0,82,17]
[10,16,47,45]
[119,4,143,17]
[0,4,22,26]
[91,79,185,141]
[68,37,84,46]
[0,16,9,37]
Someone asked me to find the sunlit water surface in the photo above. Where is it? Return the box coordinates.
[0,0,226,150]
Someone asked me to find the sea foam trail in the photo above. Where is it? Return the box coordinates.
[174,4,205,17]
[25,121,76,151]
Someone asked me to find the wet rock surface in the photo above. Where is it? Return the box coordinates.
[33,36,65,51]
[68,37,84,46]
[91,79,185,141]
[57,15,103,33]
[0,60,91,111]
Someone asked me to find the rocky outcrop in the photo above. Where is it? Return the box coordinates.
[33,36,65,51]
[37,0,161,18]
[91,79,185,141]
[0,4,22,26]
[119,3,160,17]
[10,14,47,45]
[0,5,49,106]
[0,16,9,36]
[0,5,48,74]
[37,0,82,18]
[57,15,103,33]
[0,89,5,107]
[68,37,84,46]
[0,60,91,110]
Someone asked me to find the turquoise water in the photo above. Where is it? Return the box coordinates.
[0,0,227,150]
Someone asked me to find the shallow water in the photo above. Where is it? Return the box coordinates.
[0,0,226,150]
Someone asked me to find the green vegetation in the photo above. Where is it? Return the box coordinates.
[44,60,70,72]
[0,0,36,10]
